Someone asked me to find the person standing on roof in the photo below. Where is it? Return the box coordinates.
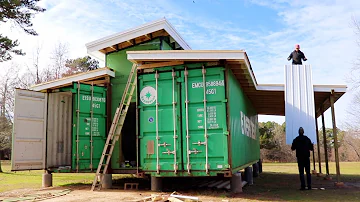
[291,127,314,190]
[287,44,307,65]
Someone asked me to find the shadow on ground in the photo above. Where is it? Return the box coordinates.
[56,172,360,202]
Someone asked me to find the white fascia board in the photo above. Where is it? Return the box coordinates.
[127,50,247,62]
[313,85,347,92]
[30,68,115,91]
[254,84,347,93]
[85,18,191,61]
[256,84,284,91]
[163,20,191,50]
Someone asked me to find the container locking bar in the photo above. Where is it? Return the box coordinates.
[202,65,209,174]
[192,141,206,146]
[184,67,191,174]
[162,149,176,155]
[155,70,160,174]
[76,81,80,172]
[172,69,178,174]
[158,142,171,147]
[189,148,202,155]
[90,82,94,171]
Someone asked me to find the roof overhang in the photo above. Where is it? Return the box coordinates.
[29,67,115,92]
[85,18,191,62]
[126,50,347,117]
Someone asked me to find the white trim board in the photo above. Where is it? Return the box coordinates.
[30,68,115,91]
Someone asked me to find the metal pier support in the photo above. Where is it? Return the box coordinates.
[151,176,163,191]
[230,172,243,193]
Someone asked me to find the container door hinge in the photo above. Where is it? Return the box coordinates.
[223,131,229,136]
[222,99,228,103]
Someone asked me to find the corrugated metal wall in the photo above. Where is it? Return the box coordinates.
[47,92,72,168]
[285,65,316,145]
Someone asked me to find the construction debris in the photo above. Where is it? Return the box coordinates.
[133,192,199,202]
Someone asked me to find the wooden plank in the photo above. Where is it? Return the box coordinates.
[330,90,341,183]
[138,61,184,69]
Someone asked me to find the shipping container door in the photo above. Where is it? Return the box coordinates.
[71,83,107,171]
[139,71,182,173]
[181,67,229,173]
[12,89,47,171]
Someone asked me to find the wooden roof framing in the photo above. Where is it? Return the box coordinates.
[29,67,115,92]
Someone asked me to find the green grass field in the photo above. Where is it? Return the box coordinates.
[0,161,95,193]
[1,161,359,201]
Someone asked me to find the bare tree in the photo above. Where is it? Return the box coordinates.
[349,16,360,90]
[32,42,43,84]
[51,42,69,79]
[0,64,19,172]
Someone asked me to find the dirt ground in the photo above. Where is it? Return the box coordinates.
[0,185,248,202]
[1,176,360,202]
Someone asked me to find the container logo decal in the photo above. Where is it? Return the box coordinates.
[140,86,156,105]
[240,111,256,140]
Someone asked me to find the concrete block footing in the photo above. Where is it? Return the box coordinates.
[151,176,163,191]
[101,174,112,189]
[230,172,243,193]
[42,173,53,188]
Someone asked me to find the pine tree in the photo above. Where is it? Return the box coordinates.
[0,0,46,62]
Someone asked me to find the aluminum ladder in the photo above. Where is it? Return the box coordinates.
[91,64,137,191]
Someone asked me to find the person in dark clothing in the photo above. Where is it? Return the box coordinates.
[291,127,314,190]
[287,44,307,65]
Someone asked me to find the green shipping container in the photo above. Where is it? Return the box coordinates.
[138,65,260,177]
[68,83,107,171]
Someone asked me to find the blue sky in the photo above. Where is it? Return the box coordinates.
[1,0,360,127]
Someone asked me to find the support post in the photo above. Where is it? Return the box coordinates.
[101,174,113,189]
[244,167,253,185]
[312,150,316,173]
[330,90,342,185]
[230,172,243,193]
[151,177,163,191]
[42,170,53,188]
[315,117,322,174]
[252,163,259,177]
[321,110,330,176]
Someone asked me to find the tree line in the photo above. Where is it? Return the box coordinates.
[259,121,360,163]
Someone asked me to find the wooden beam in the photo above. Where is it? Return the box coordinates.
[321,108,330,176]
[315,116,322,174]
[330,90,341,183]
[127,40,134,46]
[80,80,108,85]
[138,61,184,69]
[144,34,151,40]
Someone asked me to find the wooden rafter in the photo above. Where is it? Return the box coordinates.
[138,61,184,69]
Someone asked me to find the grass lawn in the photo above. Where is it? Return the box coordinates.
[0,161,94,193]
[0,160,359,201]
